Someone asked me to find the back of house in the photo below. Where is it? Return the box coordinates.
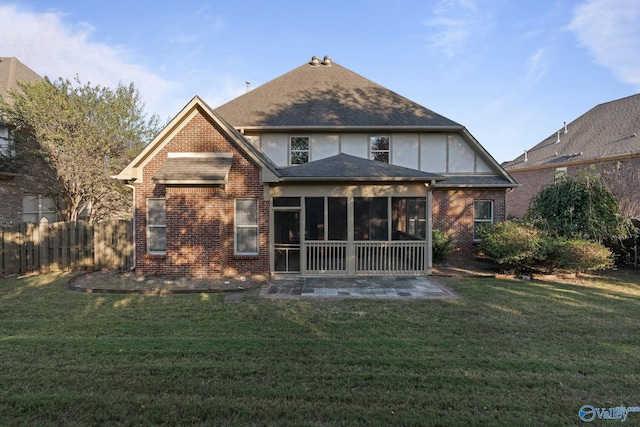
[116,56,516,278]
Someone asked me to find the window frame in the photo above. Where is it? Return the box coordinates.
[0,126,14,157]
[22,194,58,223]
[473,200,494,241]
[234,198,259,255]
[147,198,167,255]
[554,167,568,183]
[289,136,310,165]
[369,135,390,163]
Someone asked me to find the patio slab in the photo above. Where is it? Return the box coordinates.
[260,276,455,300]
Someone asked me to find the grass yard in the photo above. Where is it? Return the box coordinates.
[1,270,639,426]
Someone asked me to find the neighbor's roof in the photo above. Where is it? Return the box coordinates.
[215,56,462,129]
[277,153,446,182]
[504,93,640,170]
[0,57,42,105]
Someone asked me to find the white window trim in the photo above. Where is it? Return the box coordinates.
[234,198,259,255]
[147,198,166,255]
[473,200,494,241]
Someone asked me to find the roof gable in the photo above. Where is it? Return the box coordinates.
[115,96,278,182]
[0,57,42,105]
[278,153,445,182]
[504,93,640,170]
[215,56,461,129]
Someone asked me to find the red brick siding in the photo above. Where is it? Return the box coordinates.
[134,108,269,278]
[507,156,640,219]
[433,188,507,253]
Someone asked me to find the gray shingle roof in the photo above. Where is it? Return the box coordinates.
[277,153,445,182]
[0,57,42,105]
[215,56,461,129]
[504,93,640,170]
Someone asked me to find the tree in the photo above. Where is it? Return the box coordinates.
[0,77,161,222]
[525,169,630,243]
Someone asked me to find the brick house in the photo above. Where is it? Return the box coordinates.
[0,57,62,226]
[504,93,640,220]
[116,56,516,278]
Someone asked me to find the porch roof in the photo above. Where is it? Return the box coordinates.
[152,152,233,185]
[276,153,446,182]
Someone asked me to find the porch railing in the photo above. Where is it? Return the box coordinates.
[305,241,348,274]
[304,241,426,275]
[355,241,425,275]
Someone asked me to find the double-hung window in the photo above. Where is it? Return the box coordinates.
[370,136,390,163]
[235,199,259,255]
[147,198,166,254]
[290,136,309,165]
[473,200,493,241]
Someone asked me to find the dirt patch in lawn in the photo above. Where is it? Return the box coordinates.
[68,271,267,294]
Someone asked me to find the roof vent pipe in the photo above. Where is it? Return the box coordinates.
[524,150,528,162]
[563,121,568,134]
[310,56,320,66]
[556,130,560,144]
[322,55,332,66]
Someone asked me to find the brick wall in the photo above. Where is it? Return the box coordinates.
[507,156,640,219]
[433,188,507,253]
[135,107,269,278]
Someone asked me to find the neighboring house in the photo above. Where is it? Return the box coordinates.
[504,93,640,219]
[116,56,516,278]
[0,57,61,225]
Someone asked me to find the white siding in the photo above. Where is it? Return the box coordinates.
[312,134,340,160]
[393,134,419,169]
[420,133,447,172]
[261,133,287,167]
[341,134,368,158]
[448,135,475,173]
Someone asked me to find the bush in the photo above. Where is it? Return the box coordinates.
[478,221,613,274]
[546,239,613,273]
[432,229,453,263]
[477,220,543,269]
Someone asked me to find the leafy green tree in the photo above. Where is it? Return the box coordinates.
[525,170,630,243]
[0,77,161,222]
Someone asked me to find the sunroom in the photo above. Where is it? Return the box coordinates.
[268,154,445,275]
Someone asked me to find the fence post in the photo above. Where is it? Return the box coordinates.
[39,218,49,273]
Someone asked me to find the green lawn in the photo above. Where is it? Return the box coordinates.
[1,271,639,426]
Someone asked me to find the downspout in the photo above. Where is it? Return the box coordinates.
[126,183,136,271]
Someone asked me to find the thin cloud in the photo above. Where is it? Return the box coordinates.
[0,4,178,117]
[569,0,640,88]
[526,48,549,84]
[424,0,488,57]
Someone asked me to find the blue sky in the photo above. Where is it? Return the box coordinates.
[1,0,639,163]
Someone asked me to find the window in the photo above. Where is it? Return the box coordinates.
[354,197,388,241]
[370,136,390,163]
[23,195,57,223]
[0,126,11,157]
[554,167,568,183]
[392,198,426,240]
[290,136,309,165]
[147,198,166,254]
[327,197,347,241]
[473,200,493,241]
[235,199,258,255]
[305,197,324,240]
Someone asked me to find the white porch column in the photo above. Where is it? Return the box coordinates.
[426,181,434,274]
[347,196,355,275]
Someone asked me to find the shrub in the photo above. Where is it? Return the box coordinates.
[546,239,614,273]
[477,220,543,269]
[432,229,453,263]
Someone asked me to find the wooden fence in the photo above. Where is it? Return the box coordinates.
[0,219,133,275]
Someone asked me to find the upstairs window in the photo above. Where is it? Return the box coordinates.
[290,136,309,165]
[370,136,390,163]
[23,195,58,223]
[0,126,13,157]
[554,167,568,183]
